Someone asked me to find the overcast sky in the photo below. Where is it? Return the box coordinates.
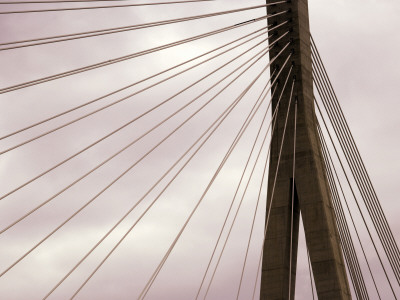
[0,0,399,299]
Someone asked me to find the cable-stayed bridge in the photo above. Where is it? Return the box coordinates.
[0,1,399,299]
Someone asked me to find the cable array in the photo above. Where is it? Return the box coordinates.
[1,1,398,299]
[0,12,290,95]
[0,1,218,15]
[0,23,290,158]
[312,36,400,294]
[0,3,295,296]
[0,32,277,275]
[202,58,292,300]
[0,0,175,3]
[1,31,282,239]
[317,117,382,299]
[45,47,273,300]
[0,4,286,51]
[0,25,285,205]
[318,123,369,300]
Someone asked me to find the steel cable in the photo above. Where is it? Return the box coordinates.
[319,124,362,299]
[0,23,288,141]
[40,49,269,300]
[248,108,275,300]
[196,58,293,300]
[0,0,215,4]
[0,26,289,156]
[264,78,295,248]
[318,122,380,299]
[312,57,400,287]
[0,30,290,208]
[0,34,281,236]
[201,84,275,300]
[317,105,382,299]
[314,99,397,298]
[0,12,288,94]
[234,87,275,300]
[136,49,282,300]
[250,76,295,300]
[0,0,183,3]
[314,66,400,290]
[311,38,400,283]
[0,26,267,140]
[318,124,368,300]
[209,68,290,300]
[311,39,400,265]
[234,86,282,300]
[0,39,273,279]
[0,0,216,14]
[0,4,287,50]
[202,89,273,300]
[9,39,280,157]
[194,60,291,300]
[204,64,293,300]
[249,97,284,300]
[70,49,274,300]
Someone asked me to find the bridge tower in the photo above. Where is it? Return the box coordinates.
[260,0,352,299]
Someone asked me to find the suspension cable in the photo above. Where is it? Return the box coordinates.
[0,12,288,95]
[70,51,273,300]
[0,32,291,211]
[311,51,399,276]
[196,59,293,300]
[0,0,217,14]
[202,93,272,300]
[248,76,287,300]
[0,22,287,142]
[0,40,273,279]
[311,38,400,268]
[316,103,382,299]
[138,47,291,300]
[203,68,293,300]
[288,99,297,300]
[137,57,283,300]
[0,0,215,4]
[250,76,295,300]
[195,64,287,300]
[0,25,268,140]
[234,87,275,300]
[251,250,263,300]
[0,4,287,50]
[0,35,285,238]
[40,49,271,300]
[312,57,400,288]
[0,29,276,155]
[203,85,275,300]
[211,73,290,298]
[318,123,368,300]
[0,27,289,156]
[264,77,295,241]
[234,87,282,300]
[314,99,397,298]
[0,0,191,3]
[311,37,400,283]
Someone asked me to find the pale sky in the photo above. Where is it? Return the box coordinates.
[0,1,399,299]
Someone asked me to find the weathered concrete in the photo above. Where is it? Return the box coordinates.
[260,1,351,299]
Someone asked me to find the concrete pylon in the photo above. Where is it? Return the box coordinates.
[260,1,352,299]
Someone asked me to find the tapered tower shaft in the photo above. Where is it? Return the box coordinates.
[260,1,351,299]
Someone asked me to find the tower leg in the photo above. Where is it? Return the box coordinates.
[260,1,351,299]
